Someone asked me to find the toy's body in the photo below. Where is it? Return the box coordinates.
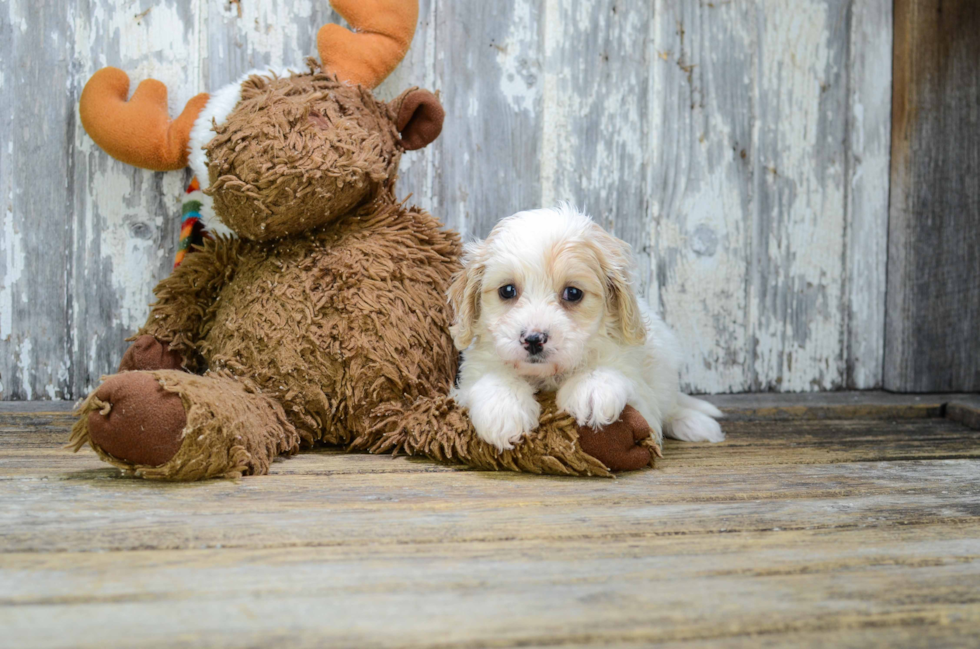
[147,201,460,457]
[69,0,657,479]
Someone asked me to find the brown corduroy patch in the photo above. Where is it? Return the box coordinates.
[577,405,658,472]
[118,334,186,372]
[86,372,186,467]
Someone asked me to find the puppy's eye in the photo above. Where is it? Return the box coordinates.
[562,286,584,303]
[498,284,518,300]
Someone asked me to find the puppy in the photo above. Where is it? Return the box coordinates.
[448,204,724,452]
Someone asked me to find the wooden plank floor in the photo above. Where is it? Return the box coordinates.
[2,396,980,648]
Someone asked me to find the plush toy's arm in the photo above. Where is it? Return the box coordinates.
[366,392,658,477]
[133,237,244,368]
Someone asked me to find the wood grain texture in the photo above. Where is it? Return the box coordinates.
[886,0,980,392]
[2,409,980,647]
[1,0,899,397]
[69,0,201,396]
[647,0,755,393]
[948,396,980,431]
[0,0,74,400]
[3,418,980,553]
[845,0,892,389]
[748,0,849,392]
[645,1,890,393]
[2,530,980,647]
[430,0,546,236]
[542,0,653,296]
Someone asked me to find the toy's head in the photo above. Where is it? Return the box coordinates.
[79,0,442,242]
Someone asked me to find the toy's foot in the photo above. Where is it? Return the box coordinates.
[87,373,187,466]
[118,335,185,372]
[577,405,659,471]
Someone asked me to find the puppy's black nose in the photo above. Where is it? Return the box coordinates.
[521,331,548,356]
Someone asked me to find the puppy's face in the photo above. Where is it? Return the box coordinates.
[449,206,646,378]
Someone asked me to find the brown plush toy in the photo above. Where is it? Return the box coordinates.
[69,0,658,480]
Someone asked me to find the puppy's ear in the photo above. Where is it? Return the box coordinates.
[447,242,485,350]
[592,227,646,345]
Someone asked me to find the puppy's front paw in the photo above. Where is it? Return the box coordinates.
[468,388,541,452]
[557,369,632,429]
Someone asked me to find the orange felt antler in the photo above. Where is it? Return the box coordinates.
[79,67,210,171]
[319,0,418,89]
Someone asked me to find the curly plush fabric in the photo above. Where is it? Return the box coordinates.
[71,70,656,480]
[206,71,401,241]
[70,370,301,480]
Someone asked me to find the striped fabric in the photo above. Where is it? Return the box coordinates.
[174,177,211,268]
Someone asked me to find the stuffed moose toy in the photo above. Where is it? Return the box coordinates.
[69,0,658,480]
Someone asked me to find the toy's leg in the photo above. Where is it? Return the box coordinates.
[69,370,301,480]
[362,392,659,477]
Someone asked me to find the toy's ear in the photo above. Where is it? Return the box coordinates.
[393,89,444,151]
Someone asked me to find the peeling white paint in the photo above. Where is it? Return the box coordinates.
[0,203,23,341]
[539,0,563,209]
[6,0,28,34]
[17,337,32,400]
[749,0,846,391]
[497,0,541,114]
[2,0,894,398]
[65,0,205,390]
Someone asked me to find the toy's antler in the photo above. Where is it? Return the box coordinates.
[319,0,418,88]
[79,67,210,171]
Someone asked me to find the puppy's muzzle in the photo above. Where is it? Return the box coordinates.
[521,330,549,357]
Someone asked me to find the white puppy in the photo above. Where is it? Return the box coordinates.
[448,204,724,452]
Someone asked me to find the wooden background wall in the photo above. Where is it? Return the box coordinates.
[0,0,894,400]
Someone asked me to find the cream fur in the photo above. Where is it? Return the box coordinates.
[450,205,724,451]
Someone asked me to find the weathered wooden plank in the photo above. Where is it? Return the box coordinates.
[2,392,968,419]
[542,0,652,299]
[202,0,337,88]
[3,0,899,399]
[430,0,545,237]
[1,404,978,647]
[2,526,980,647]
[886,0,980,392]
[748,0,850,392]
[4,417,980,481]
[948,396,980,431]
[663,625,980,649]
[376,0,438,214]
[5,523,980,603]
[0,401,75,414]
[647,0,755,393]
[661,419,980,468]
[4,602,978,649]
[1,457,978,552]
[0,0,74,400]
[646,1,865,393]
[845,0,892,389]
[70,0,203,397]
[704,390,952,420]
